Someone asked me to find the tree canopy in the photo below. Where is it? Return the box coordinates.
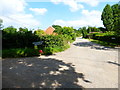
[101,4,114,31]
[34,29,45,36]
[101,2,120,35]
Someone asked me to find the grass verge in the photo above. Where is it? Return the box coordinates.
[88,39,119,48]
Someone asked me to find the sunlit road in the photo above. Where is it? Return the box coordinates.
[54,37,118,88]
[2,37,118,88]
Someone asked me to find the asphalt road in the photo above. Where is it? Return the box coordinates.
[2,37,118,88]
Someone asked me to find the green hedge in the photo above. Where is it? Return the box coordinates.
[2,35,71,58]
[39,35,70,55]
[39,35,66,48]
[88,32,120,45]
[2,31,40,49]
[93,35,120,44]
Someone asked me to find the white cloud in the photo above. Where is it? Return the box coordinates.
[51,0,100,11]
[76,0,99,7]
[53,9,104,28]
[64,0,84,12]
[50,0,61,4]
[0,0,26,15]
[29,8,47,15]
[0,0,41,29]
[51,0,84,12]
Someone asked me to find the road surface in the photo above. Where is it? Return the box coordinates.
[2,37,118,88]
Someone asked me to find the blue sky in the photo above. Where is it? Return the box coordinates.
[0,0,119,30]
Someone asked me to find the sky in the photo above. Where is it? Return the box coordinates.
[0,0,119,30]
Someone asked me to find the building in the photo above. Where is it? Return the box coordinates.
[44,26,57,35]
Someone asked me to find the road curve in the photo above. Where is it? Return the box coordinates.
[54,37,118,88]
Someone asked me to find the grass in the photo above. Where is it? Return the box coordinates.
[88,38,119,48]
[43,44,70,55]
[2,48,40,58]
[2,44,71,58]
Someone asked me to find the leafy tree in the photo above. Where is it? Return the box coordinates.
[101,4,114,31]
[62,26,76,41]
[52,25,63,34]
[74,28,82,37]
[87,26,92,33]
[3,26,17,33]
[53,25,76,41]
[98,27,107,33]
[111,4,120,35]
[80,27,88,38]
[34,29,45,36]
[19,27,28,33]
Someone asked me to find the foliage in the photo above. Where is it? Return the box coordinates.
[101,3,120,35]
[41,35,64,46]
[34,29,45,36]
[90,39,119,47]
[37,34,70,55]
[19,27,29,33]
[62,27,76,41]
[98,27,108,33]
[101,4,114,31]
[111,4,120,35]
[88,32,120,46]
[3,26,17,33]
[2,48,39,58]
[53,25,76,42]
[80,27,88,38]
[89,2,120,47]
[2,26,40,49]
[87,26,101,33]
[74,28,82,37]
[43,44,70,55]
[2,25,77,57]
[52,25,63,34]
[43,47,53,55]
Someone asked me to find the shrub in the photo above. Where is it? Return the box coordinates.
[40,35,65,48]
[39,35,70,55]
[2,27,40,49]
[43,47,53,55]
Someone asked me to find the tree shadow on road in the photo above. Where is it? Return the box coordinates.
[2,57,85,89]
[107,61,120,66]
[73,42,116,51]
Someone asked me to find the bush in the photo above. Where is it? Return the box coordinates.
[39,35,70,55]
[43,44,70,55]
[43,47,53,55]
[89,32,120,44]
[93,35,120,44]
[2,27,40,49]
[2,48,39,58]
[40,35,65,48]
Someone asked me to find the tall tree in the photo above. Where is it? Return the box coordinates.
[111,3,120,35]
[52,25,63,34]
[101,4,114,31]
